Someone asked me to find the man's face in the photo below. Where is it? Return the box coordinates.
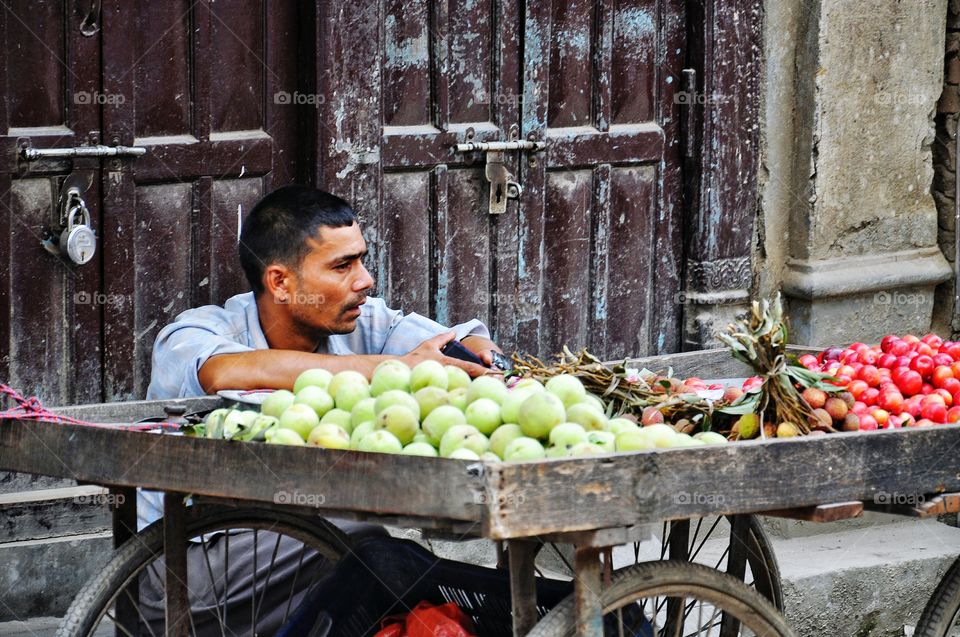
[285,222,374,335]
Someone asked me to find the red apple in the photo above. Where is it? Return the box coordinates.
[922,402,948,423]
[857,365,881,387]
[880,335,900,353]
[858,414,879,431]
[911,355,935,379]
[895,370,923,396]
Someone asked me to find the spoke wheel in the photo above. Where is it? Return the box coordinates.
[56,506,351,637]
[527,560,796,637]
[914,555,960,637]
[655,516,783,612]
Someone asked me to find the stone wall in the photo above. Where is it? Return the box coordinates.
[932,1,960,336]
[759,0,953,346]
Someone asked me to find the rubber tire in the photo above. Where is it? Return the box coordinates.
[914,555,960,637]
[526,559,797,637]
[56,506,352,637]
[659,515,783,611]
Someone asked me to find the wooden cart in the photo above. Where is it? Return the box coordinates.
[3,348,960,636]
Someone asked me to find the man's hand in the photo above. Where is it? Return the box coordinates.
[460,334,503,367]
[403,332,491,377]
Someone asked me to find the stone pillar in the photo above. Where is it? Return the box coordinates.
[779,0,952,346]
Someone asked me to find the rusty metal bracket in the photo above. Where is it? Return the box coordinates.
[453,140,545,215]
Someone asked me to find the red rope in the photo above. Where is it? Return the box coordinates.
[0,384,182,431]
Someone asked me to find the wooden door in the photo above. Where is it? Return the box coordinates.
[99,1,302,400]
[0,1,105,405]
[0,1,304,404]
[317,0,686,362]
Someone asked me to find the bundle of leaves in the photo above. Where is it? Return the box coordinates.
[717,293,841,436]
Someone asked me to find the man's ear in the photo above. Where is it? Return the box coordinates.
[263,264,294,304]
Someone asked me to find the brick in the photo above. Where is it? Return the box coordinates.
[940,86,960,114]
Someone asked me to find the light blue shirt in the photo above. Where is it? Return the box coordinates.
[140,291,490,529]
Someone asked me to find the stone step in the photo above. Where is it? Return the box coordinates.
[773,518,960,636]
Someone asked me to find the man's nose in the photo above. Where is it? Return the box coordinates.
[353,262,374,292]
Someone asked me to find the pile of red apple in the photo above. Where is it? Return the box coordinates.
[794,333,960,431]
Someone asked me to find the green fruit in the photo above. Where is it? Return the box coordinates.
[295,386,335,419]
[412,432,431,444]
[350,398,377,429]
[465,398,502,435]
[223,409,257,440]
[607,418,640,435]
[278,403,320,439]
[439,424,487,457]
[546,374,587,409]
[737,414,760,440]
[565,403,608,431]
[583,393,607,414]
[375,405,420,445]
[615,429,656,452]
[350,421,376,449]
[569,441,603,456]
[261,390,295,419]
[489,423,524,459]
[411,360,448,392]
[480,451,502,463]
[242,415,278,442]
[466,376,509,405]
[586,430,615,452]
[266,428,307,446]
[545,445,569,458]
[423,405,467,446]
[445,365,471,391]
[518,392,566,439]
[503,437,546,461]
[293,368,333,394]
[693,431,728,445]
[501,387,539,424]
[320,408,353,433]
[307,423,350,449]
[402,441,439,457]
[327,370,369,401]
[448,448,481,461]
[549,422,588,448]
[358,430,403,454]
[414,386,449,420]
[335,381,370,412]
[374,389,421,420]
[370,360,411,396]
[644,423,678,448]
[514,378,544,392]
[447,388,468,411]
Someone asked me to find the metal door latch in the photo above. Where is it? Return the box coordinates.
[454,140,544,215]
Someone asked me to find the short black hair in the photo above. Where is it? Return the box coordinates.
[239,185,357,294]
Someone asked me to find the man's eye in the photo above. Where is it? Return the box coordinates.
[335,263,350,271]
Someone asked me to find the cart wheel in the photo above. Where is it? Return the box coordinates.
[657,515,784,611]
[56,506,352,637]
[914,555,960,637]
[526,560,797,637]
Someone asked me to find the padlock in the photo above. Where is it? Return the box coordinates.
[59,200,96,265]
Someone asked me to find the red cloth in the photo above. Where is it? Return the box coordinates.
[374,601,476,637]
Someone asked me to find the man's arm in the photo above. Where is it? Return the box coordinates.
[460,335,503,366]
[199,331,491,393]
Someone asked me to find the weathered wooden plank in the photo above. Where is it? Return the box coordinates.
[0,419,485,525]
[49,396,222,422]
[482,425,960,539]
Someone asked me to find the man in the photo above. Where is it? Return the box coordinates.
[148,185,498,400]
[140,185,501,635]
